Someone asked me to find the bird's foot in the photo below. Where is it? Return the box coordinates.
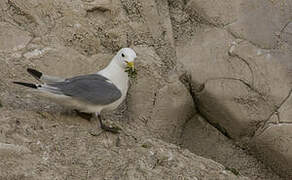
[89,124,121,136]
[88,129,103,136]
[99,115,121,134]
[89,117,121,136]
[100,122,121,134]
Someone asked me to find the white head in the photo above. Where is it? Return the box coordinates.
[114,48,137,69]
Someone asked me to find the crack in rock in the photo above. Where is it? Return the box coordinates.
[255,89,292,137]
[255,121,292,138]
[277,89,292,123]
[189,76,278,139]
[179,73,231,138]
[230,54,255,87]
[280,21,291,33]
[199,77,264,98]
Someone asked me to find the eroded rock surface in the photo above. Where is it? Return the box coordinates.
[176,0,292,178]
[0,22,32,52]
[0,107,245,180]
[1,0,291,179]
[181,115,282,180]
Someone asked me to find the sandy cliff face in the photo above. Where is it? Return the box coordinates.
[0,0,291,179]
[175,0,292,178]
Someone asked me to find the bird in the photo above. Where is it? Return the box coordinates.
[13,48,137,134]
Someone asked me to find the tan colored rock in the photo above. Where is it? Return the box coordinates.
[186,0,292,48]
[0,151,38,180]
[227,0,292,49]
[140,0,175,47]
[50,15,101,56]
[176,28,274,139]
[0,108,247,180]
[252,124,292,179]
[177,26,291,141]
[0,143,31,155]
[1,0,289,178]
[181,115,282,179]
[127,46,164,126]
[251,91,292,178]
[27,45,101,77]
[230,40,291,106]
[278,92,292,124]
[0,122,39,180]
[0,22,32,52]
[5,0,90,37]
[0,1,8,21]
[186,0,240,26]
[128,46,195,143]
[177,22,292,179]
[5,0,77,36]
[177,26,292,177]
[176,28,251,91]
[82,0,112,12]
[281,22,292,46]
[121,0,176,67]
[197,78,274,139]
[149,79,195,143]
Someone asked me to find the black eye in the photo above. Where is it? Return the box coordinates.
[121,53,125,57]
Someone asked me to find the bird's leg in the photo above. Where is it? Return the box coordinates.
[97,113,120,134]
[89,113,121,136]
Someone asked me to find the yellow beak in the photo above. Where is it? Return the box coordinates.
[127,61,134,69]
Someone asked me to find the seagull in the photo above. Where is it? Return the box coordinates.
[13,48,137,134]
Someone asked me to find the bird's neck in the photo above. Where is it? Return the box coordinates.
[98,59,129,93]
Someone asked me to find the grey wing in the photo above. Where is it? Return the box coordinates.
[48,74,122,105]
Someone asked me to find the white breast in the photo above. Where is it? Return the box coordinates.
[95,58,129,113]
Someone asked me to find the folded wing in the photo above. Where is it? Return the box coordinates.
[48,74,122,105]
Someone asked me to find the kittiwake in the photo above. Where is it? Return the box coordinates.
[13,48,137,134]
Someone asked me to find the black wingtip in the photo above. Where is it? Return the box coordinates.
[13,81,38,89]
[27,68,42,80]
